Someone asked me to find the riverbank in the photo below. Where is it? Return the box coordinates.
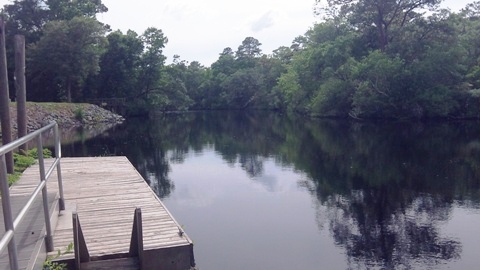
[3,102,124,137]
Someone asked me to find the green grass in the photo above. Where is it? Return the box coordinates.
[7,148,52,186]
[43,242,73,270]
[74,107,84,122]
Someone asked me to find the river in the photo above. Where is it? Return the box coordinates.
[59,111,480,269]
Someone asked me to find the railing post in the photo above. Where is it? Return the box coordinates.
[54,123,65,211]
[0,155,19,270]
[36,134,54,252]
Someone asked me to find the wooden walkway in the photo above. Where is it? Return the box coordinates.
[1,156,195,270]
[0,188,58,270]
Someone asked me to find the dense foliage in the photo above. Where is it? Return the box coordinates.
[2,0,480,119]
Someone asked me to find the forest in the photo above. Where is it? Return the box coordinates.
[2,0,480,119]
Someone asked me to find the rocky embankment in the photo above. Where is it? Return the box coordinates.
[5,102,124,135]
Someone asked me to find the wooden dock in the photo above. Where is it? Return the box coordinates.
[1,156,195,270]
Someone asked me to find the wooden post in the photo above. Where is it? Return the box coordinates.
[73,211,90,270]
[14,35,27,152]
[0,17,13,173]
[129,208,144,269]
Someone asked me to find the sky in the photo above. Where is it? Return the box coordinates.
[0,0,476,66]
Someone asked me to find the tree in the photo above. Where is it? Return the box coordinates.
[3,0,108,42]
[90,30,144,99]
[254,55,287,109]
[137,27,167,95]
[212,47,236,76]
[236,37,262,60]
[350,51,408,118]
[152,58,193,111]
[221,47,234,56]
[3,0,49,44]
[46,0,108,20]
[184,61,208,108]
[290,35,308,52]
[275,67,304,111]
[220,68,264,109]
[205,48,238,108]
[457,2,480,89]
[3,0,50,99]
[316,0,442,50]
[272,46,294,64]
[29,16,107,102]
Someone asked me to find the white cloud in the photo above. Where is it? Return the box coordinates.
[97,0,316,65]
[441,0,473,11]
[251,11,275,32]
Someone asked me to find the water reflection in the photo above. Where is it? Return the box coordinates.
[299,120,480,268]
[60,112,480,269]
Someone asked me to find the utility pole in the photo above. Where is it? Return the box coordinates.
[15,35,27,152]
[0,17,14,173]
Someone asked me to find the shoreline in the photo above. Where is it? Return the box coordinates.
[2,102,125,138]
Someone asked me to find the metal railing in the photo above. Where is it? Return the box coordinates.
[0,121,65,270]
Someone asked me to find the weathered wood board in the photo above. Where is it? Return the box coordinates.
[0,156,194,270]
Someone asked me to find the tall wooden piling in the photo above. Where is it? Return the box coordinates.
[0,17,13,173]
[14,35,27,152]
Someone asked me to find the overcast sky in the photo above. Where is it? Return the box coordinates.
[0,0,476,66]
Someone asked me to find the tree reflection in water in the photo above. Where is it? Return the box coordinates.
[298,120,480,269]
[305,187,461,269]
[239,154,264,178]
[60,112,480,268]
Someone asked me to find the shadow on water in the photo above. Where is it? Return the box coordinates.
[33,123,119,149]
[60,111,480,268]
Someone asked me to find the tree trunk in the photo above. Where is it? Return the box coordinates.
[376,5,388,51]
[378,25,387,51]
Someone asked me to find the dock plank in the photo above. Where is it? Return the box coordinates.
[48,157,194,269]
[81,257,139,270]
[0,184,58,270]
[0,156,194,270]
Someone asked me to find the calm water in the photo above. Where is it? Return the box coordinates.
[60,111,480,269]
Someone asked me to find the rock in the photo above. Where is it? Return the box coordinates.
[4,102,125,138]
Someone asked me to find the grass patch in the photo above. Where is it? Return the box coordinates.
[43,242,73,270]
[7,148,52,186]
[74,107,84,122]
